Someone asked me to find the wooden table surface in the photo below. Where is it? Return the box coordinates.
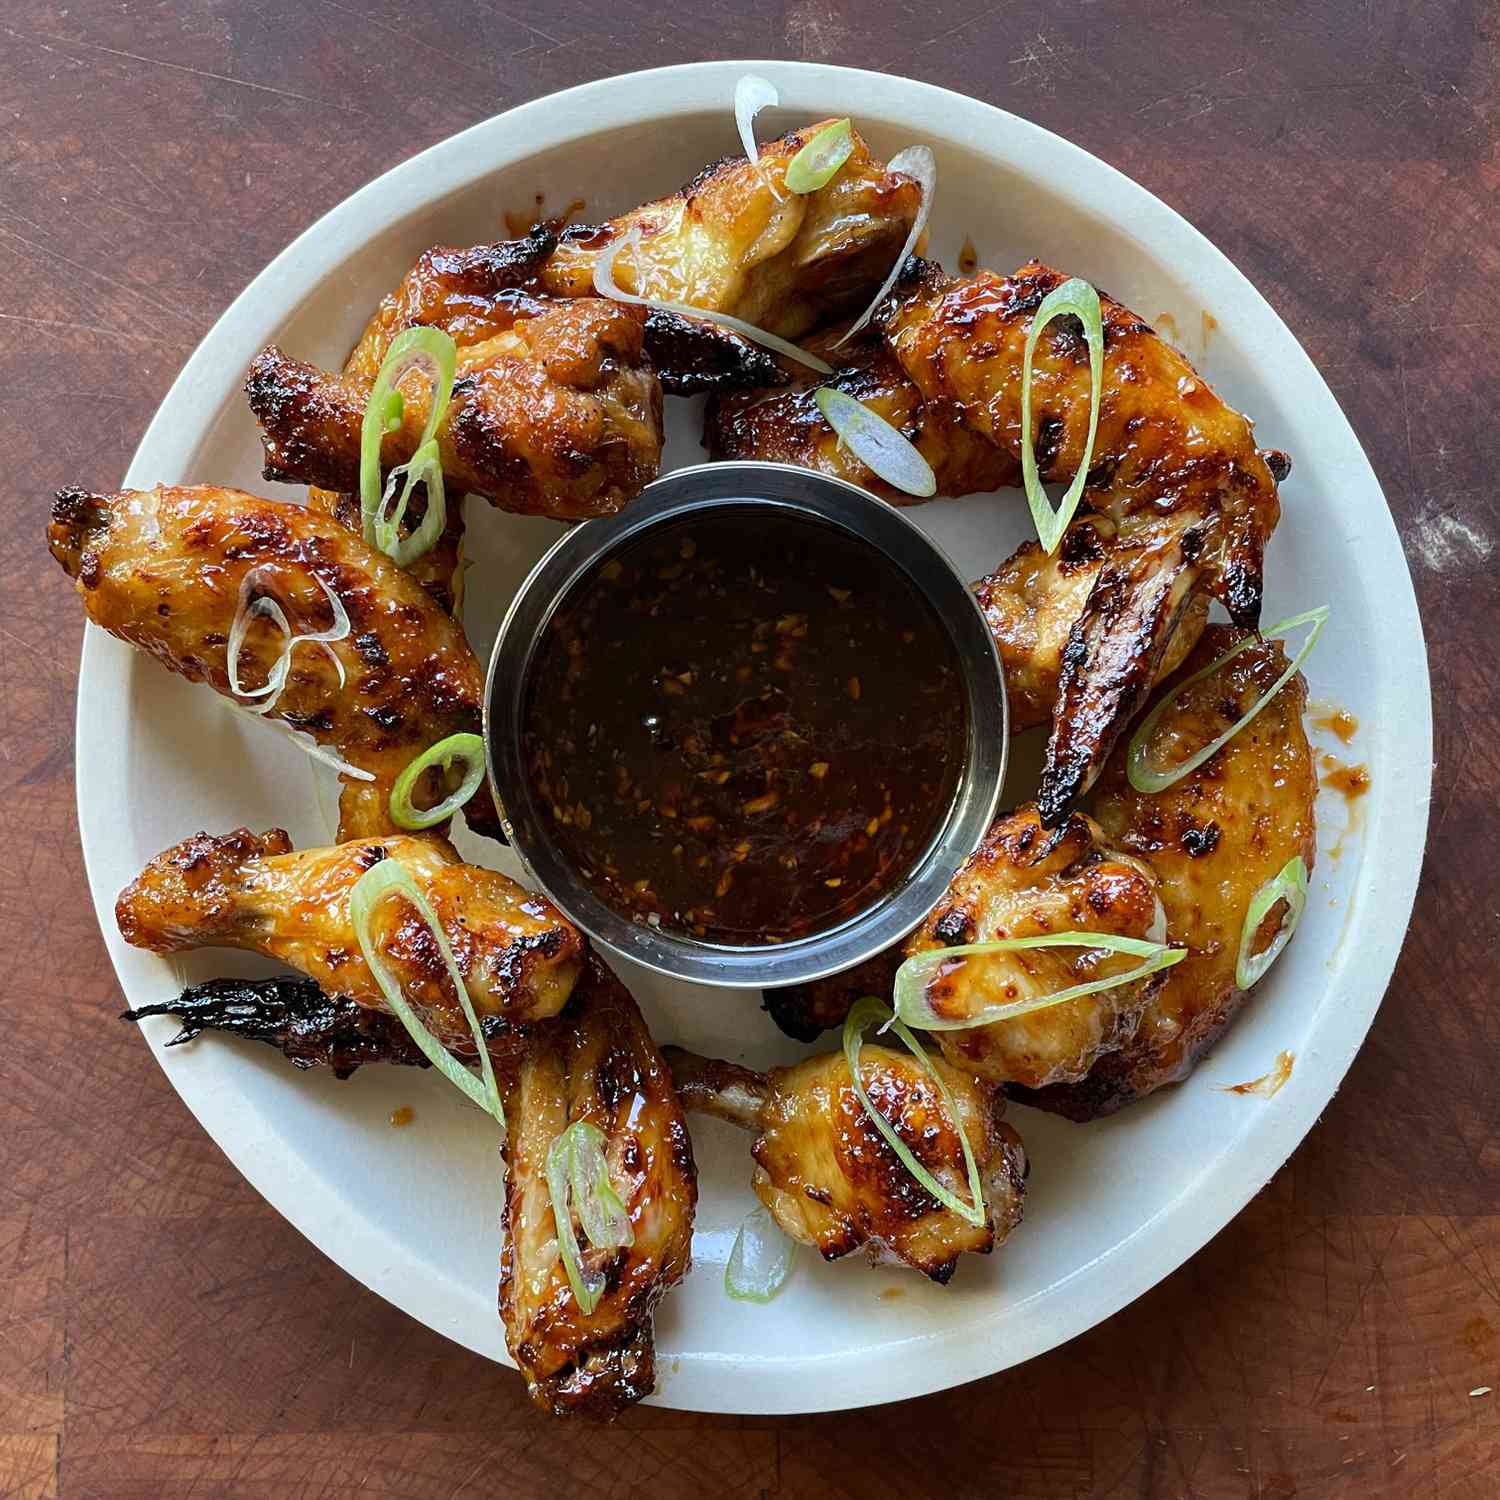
[3,2,1495,1495]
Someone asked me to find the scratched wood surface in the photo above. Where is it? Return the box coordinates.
[3,1,1496,1495]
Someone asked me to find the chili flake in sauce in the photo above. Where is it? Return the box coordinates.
[522,509,966,943]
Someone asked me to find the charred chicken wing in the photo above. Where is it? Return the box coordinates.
[666,1043,1025,1283]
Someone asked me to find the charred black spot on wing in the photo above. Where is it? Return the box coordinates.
[641,309,788,396]
[123,974,429,1079]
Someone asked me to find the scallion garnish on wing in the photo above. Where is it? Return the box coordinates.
[546,1120,632,1316]
[831,143,935,349]
[784,118,854,194]
[1126,606,1330,793]
[724,1204,796,1303]
[348,858,504,1126]
[358,326,458,567]
[226,564,350,715]
[733,74,782,201]
[895,932,1186,1032]
[389,732,487,831]
[592,227,832,373]
[1235,856,1309,990]
[1020,277,1104,554]
[842,996,986,1227]
[223,700,375,782]
[815,386,936,498]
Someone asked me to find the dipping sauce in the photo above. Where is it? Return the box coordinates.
[522,508,967,944]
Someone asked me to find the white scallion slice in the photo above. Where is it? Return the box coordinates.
[1020,277,1105,554]
[725,1204,796,1303]
[1126,606,1330,793]
[814,386,936,497]
[546,1120,629,1315]
[567,1120,634,1252]
[784,118,854,194]
[359,327,457,564]
[389,732,487,831]
[895,932,1186,1032]
[223,699,377,782]
[831,144,934,349]
[348,859,503,1127]
[842,996,986,1227]
[1235,856,1309,989]
[226,565,350,714]
[593,228,832,373]
[734,74,782,201]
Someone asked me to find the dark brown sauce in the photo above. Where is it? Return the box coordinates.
[503,195,586,237]
[523,509,966,944]
[1320,755,1370,803]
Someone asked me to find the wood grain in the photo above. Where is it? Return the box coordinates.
[3,1,1496,1495]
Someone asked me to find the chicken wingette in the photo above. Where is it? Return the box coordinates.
[48,482,499,841]
[665,1043,1025,1283]
[880,258,1287,824]
[116,829,584,1049]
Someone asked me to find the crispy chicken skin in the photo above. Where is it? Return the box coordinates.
[767,806,1168,1092]
[976,515,1210,733]
[502,956,696,1419]
[115,829,584,1049]
[665,1045,1026,1283]
[48,482,497,841]
[247,297,662,520]
[880,259,1284,823]
[542,123,923,338]
[705,330,1019,504]
[1018,626,1317,1119]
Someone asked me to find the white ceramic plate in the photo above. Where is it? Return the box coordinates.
[76,61,1431,1414]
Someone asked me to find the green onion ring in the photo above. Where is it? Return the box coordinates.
[1020,277,1105,554]
[725,1204,796,1303]
[546,1120,629,1315]
[348,859,503,1127]
[842,996,986,1228]
[784,118,854,194]
[389,732,487,831]
[1126,606,1330,794]
[895,932,1187,1032]
[359,327,457,563]
[1235,856,1309,990]
[568,1120,634,1252]
[815,386,937,497]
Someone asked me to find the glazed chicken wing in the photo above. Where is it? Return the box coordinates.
[1018,625,1317,1119]
[116,829,584,1049]
[705,330,1019,504]
[767,806,1169,1091]
[666,1044,1025,1283]
[540,123,923,339]
[247,297,662,521]
[48,482,498,841]
[880,259,1286,823]
[502,956,696,1418]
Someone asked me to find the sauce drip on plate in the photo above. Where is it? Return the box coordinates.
[522,508,966,944]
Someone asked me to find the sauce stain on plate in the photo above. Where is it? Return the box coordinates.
[1220,1050,1295,1098]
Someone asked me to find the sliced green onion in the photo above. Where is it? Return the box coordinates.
[348,858,503,1127]
[227,564,350,714]
[546,1120,631,1315]
[815,386,936,497]
[842,996,986,1228]
[223,698,375,781]
[725,1204,796,1303]
[1020,277,1104,554]
[785,118,854,194]
[831,143,934,349]
[895,932,1186,1032]
[359,327,457,565]
[593,228,831,373]
[734,74,780,199]
[389,732,487,830]
[1127,606,1330,793]
[1235,856,1309,989]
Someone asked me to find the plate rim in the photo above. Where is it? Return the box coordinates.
[74,58,1433,1414]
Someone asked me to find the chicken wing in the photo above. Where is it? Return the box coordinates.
[502,956,696,1418]
[540,123,923,339]
[665,1043,1025,1283]
[766,805,1168,1091]
[115,828,584,1049]
[247,297,662,521]
[48,482,498,841]
[880,258,1286,823]
[1017,625,1317,1119]
[704,329,1018,504]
